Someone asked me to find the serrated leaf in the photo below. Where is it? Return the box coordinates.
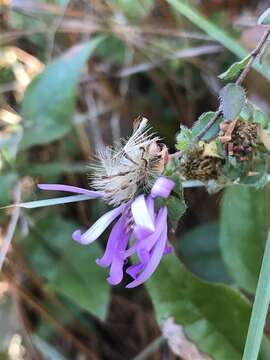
[219,185,268,293]
[220,83,246,120]
[20,37,104,150]
[219,56,250,81]
[147,253,270,360]
[258,7,270,25]
[191,112,222,141]
[176,126,194,151]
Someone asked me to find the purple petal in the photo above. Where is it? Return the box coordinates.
[126,220,168,288]
[146,196,155,222]
[138,248,150,263]
[72,203,126,245]
[38,184,104,198]
[107,227,130,285]
[131,195,155,235]
[164,245,173,254]
[125,207,167,259]
[151,177,175,199]
[126,263,144,279]
[96,214,127,268]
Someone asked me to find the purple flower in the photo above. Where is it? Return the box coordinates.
[38,176,175,288]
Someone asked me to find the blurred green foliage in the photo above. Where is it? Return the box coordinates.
[1,0,270,359]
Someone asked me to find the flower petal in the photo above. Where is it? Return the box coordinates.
[164,245,173,254]
[126,263,144,279]
[125,207,167,258]
[107,227,130,285]
[72,203,126,245]
[131,195,155,234]
[38,184,104,198]
[96,214,126,268]
[151,177,175,199]
[126,220,167,288]
[146,196,155,222]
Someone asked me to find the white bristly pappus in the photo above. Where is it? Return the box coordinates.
[90,117,168,205]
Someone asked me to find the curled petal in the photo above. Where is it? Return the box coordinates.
[96,215,126,268]
[131,195,155,236]
[72,203,126,245]
[126,263,144,279]
[38,184,104,198]
[107,228,130,285]
[125,207,167,259]
[126,221,167,288]
[151,177,175,199]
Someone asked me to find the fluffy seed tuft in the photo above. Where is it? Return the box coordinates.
[89,118,167,205]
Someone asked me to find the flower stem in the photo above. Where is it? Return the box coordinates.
[195,27,270,142]
[242,230,270,360]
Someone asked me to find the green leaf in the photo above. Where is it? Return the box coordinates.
[220,83,246,120]
[26,215,110,320]
[147,253,270,360]
[175,125,194,151]
[191,111,222,141]
[166,0,270,81]
[21,162,89,177]
[166,173,186,230]
[111,0,154,19]
[167,196,186,231]
[243,231,270,360]
[258,7,270,25]
[253,109,269,128]
[220,185,268,293]
[20,37,104,149]
[219,56,251,81]
[179,222,231,283]
[0,173,18,207]
[48,239,110,320]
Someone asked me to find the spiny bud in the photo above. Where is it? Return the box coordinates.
[219,119,258,158]
[180,146,222,181]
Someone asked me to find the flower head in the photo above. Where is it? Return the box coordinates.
[38,176,174,288]
[37,119,174,288]
[89,117,168,205]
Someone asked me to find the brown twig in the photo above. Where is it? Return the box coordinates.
[194,27,270,142]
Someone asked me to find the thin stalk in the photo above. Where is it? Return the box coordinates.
[195,27,270,142]
[242,230,270,360]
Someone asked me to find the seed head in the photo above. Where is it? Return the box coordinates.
[219,119,258,158]
[180,146,222,181]
[90,118,168,205]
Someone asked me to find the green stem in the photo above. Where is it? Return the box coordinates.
[243,230,270,360]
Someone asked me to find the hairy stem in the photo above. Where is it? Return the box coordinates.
[194,27,270,142]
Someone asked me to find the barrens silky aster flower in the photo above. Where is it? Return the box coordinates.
[38,177,174,288]
[37,118,174,288]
